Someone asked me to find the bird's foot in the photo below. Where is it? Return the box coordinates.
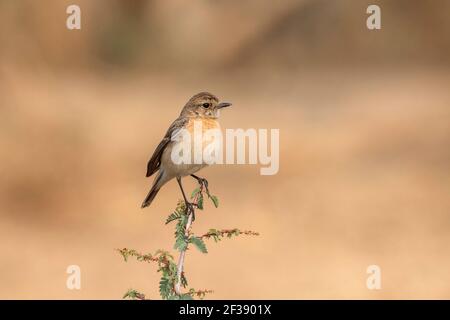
[198,178,210,195]
[191,174,209,193]
[185,201,196,221]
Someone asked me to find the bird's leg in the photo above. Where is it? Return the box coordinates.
[176,177,195,221]
[190,174,210,196]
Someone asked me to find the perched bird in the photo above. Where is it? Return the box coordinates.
[141,92,231,211]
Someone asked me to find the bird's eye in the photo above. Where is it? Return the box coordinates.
[202,103,210,108]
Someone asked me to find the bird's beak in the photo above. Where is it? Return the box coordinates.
[217,102,232,109]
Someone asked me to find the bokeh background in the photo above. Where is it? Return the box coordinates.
[1,0,449,299]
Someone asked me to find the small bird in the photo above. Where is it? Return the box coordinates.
[141,92,231,212]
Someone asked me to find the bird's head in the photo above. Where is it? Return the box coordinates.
[181,92,231,119]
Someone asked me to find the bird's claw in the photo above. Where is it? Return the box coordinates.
[199,178,210,195]
[185,201,196,221]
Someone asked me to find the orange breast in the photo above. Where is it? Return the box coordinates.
[202,117,220,131]
[186,117,220,133]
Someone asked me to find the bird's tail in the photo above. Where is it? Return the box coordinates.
[141,172,164,208]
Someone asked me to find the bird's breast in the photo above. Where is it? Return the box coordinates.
[186,117,221,132]
[160,117,221,178]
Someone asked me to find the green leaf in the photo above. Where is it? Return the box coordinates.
[123,289,145,300]
[190,236,208,254]
[174,236,188,251]
[168,293,193,300]
[190,187,200,199]
[205,229,220,242]
[159,277,172,300]
[179,293,194,300]
[166,211,181,224]
[209,195,219,208]
[197,194,204,210]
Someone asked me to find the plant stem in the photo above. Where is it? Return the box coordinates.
[174,206,194,295]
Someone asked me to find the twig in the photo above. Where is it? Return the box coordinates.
[119,179,259,299]
[174,182,204,295]
[174,208,194,295]
[200,229,260,240]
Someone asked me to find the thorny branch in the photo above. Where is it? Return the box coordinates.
[201,229,260,241]
[118,180,259,299]
[174,180,205,295]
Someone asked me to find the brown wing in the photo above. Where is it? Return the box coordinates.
[146,117,189,177]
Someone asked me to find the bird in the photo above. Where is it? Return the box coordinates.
[141,92,231,213]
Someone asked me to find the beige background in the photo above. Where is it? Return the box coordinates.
[0,0,449,299]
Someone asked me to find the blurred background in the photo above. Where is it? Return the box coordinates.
[0,0,449,299]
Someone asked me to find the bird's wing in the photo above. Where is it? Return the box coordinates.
[146,117,189,177]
